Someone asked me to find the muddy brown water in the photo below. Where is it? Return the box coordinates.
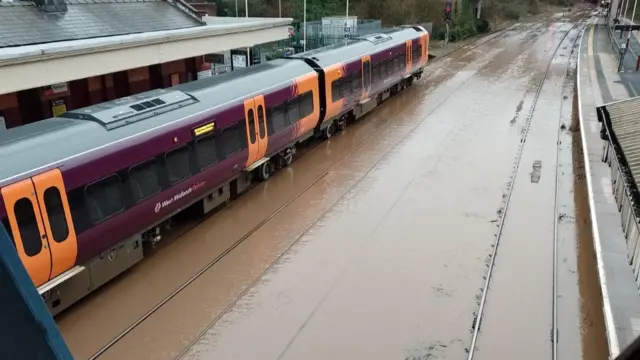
[57,12,608,360]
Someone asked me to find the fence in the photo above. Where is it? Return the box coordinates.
[256,19,383,57]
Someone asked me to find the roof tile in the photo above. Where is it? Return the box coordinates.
[0,1,202,48]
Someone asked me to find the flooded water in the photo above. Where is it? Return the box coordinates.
[57,9,608,360]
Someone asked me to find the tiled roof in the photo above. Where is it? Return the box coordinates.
[0,0,204,48]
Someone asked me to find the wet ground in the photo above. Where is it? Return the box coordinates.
[57,9,608,360]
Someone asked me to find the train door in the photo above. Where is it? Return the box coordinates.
[405,40,413,73]
[244,98,259,166]
[361,56,372,99]
[244,96,268,168]
[1,169,78,287]
[253,95,268,159]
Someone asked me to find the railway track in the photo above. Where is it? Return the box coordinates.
[465,18,590,360]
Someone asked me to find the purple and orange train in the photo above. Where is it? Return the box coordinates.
[0,26,429,316]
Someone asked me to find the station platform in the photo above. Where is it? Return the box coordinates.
[578,16,640,358]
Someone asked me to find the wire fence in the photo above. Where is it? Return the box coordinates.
[255,19,384,59]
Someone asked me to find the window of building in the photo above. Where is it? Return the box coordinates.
[14,198,41,257]
[43,187,70,243]
[218,125,242,158]
[165,146,192,184]
[196,135,218,169]
[85,175,124,224]
[129,159,161,203]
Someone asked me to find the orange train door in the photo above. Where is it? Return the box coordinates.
[1,168,78,287]
[361,56,372,100]
[253,95,268,158]
[405,40,413,74]
[244,96,269,168]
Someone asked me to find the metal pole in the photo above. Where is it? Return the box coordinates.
[279,0,281,17]
[625,0,631,23]
[303,0,306,52]
[624,0,638,70]
[346,0,349,42]
[246,0,250,67]
[235,0,238,17]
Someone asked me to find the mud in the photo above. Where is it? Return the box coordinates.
[58,10,608,360]
[571,84,610,359]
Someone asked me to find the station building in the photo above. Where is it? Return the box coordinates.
[0,0,292,129]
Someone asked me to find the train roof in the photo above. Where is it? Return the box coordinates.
[0,59,312,185]
[292,27,426,66]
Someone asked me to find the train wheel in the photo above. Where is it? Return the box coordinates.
[283,148,293,166]
[324,122,334,139]
[258,160,271,181]
[337,117,347,132]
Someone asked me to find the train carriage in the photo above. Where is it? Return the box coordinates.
[0,25,428,317]
[292,26,429,138]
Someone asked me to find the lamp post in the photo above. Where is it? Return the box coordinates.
[303,0,307,52]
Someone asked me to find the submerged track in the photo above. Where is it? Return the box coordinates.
[466,19,589,360]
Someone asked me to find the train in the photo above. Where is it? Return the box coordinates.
[0,25,429,316]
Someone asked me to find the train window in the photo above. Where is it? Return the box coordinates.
[350,77,359,93]
[129,159,161,203]
[14,198,42,257]
[196,135,218,169]
[217,125,242,158]
[165,146,192,184]
[375,64,384,80]
[248,108,256,144]
[85,175,124,224]
[257,105,266,139]
[287,98,300,122]
[1,217,16,248]
[67,189,90,233]
[43,187,69,243]
[394,57,401,70]
[270,104,287,133]
[412,44,420,63]
[332,79,342,102]
[300,92,313,118]
[341,77,351,96]
[386,60,394,75]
